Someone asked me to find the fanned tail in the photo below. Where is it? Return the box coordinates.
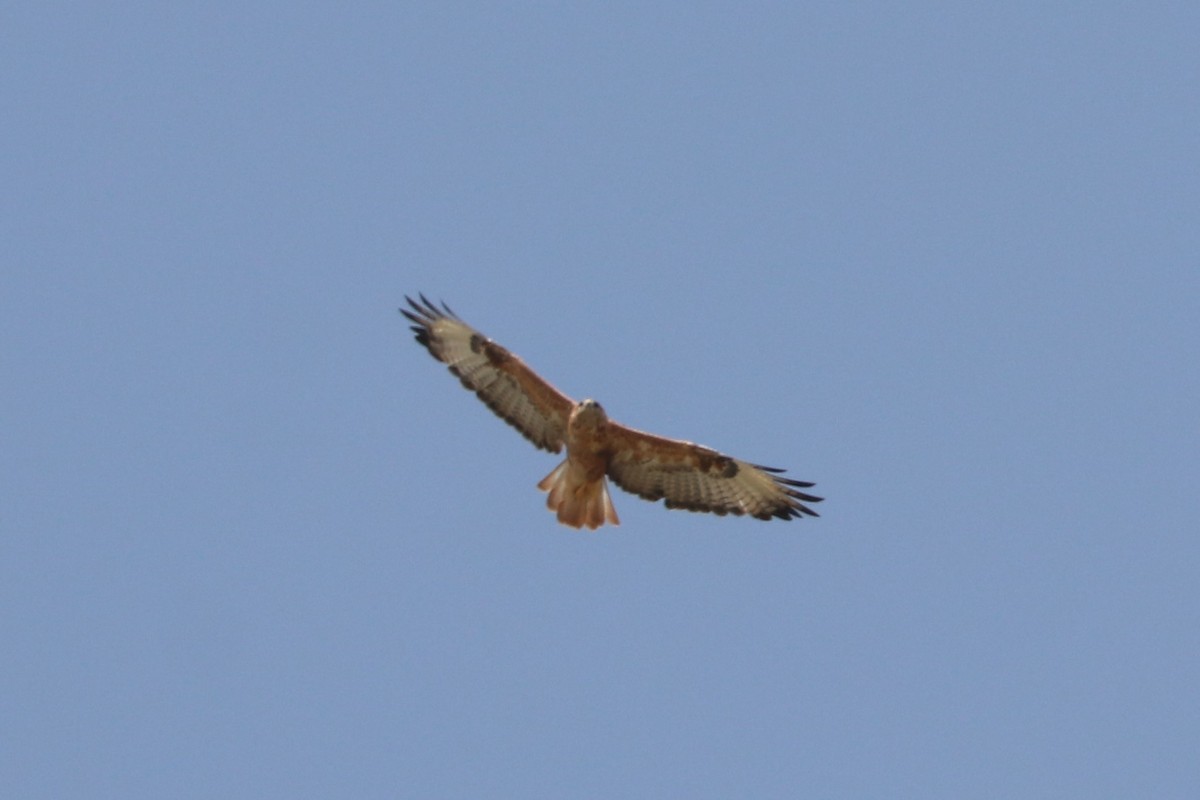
[537,460,620,530]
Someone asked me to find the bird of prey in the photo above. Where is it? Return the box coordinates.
[401,294,822,529]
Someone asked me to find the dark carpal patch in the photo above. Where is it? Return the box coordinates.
[481,338,513,369]
[693,451,738,477]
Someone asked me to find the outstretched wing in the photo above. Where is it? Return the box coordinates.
[401,294,575,453]
[604,422,822,520]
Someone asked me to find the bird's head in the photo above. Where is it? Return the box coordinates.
[572,398,608,428]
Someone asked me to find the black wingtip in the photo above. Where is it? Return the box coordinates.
[419,292,441,317]
[402,295,425,318]
[402,293,459,323]
[751,462,823,518]
[400,296,441,352]
[404,292,460,321]
[776,476,818,489]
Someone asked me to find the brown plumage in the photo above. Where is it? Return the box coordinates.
[401,294,822,529]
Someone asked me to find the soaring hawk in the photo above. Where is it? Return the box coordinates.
[401,294,822,529]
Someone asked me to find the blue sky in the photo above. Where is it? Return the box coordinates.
[4,3,1198,797]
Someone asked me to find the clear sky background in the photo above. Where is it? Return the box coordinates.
[4,3,1198,797]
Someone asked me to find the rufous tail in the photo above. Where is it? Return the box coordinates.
[537,460,620,530]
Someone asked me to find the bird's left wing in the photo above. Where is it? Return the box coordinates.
[604,422,822,520]
[401,294,575,453]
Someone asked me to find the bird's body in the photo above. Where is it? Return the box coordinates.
[536,399,621,529]
[401,294,821,529]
